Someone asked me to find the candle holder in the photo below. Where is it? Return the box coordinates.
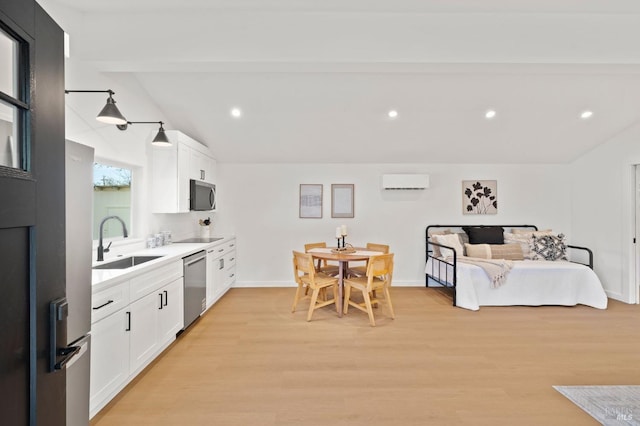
[334,235,351,252]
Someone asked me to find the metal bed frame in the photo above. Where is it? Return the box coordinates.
[425,225,594,306]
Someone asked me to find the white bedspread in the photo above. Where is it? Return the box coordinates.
[425,259,608,311]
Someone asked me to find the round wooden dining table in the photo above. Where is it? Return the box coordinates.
[307,247,383,317]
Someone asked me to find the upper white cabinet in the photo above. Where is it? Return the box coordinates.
[189,148,215,182]
[150,130,216,213]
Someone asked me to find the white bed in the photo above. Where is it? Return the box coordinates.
[425,258,608,311]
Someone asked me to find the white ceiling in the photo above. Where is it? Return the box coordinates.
[40,0,640,163]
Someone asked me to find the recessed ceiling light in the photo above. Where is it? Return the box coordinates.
[580,110,593,119]
[230,107,242,118]
[388,110,398,119]
[485,109,496,119]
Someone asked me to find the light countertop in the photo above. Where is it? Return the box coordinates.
[92,236,234,292]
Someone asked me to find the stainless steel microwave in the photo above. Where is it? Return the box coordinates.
[189,179,216,211]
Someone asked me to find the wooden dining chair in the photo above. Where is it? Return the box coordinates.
[304,242,339,276]
[348,243,390,277]
[291,251,339,321]
[343,253,395,326]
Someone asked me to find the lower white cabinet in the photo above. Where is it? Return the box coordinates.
[206,247,224,309]
[129,288,161,374]
[130,277,183,375]
[90,262,184,418]
[89,307,129,416]
[205,238,236,309]
[158,278,184,344]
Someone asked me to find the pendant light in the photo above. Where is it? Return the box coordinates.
[64,89,127,125]
[117,121,172,146]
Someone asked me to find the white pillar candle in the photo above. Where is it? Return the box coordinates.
[341,225,347,236]
[336,227,342,239]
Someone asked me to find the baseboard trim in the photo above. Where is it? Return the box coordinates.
[232,280,425,288]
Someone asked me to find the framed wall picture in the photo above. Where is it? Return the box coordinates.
[331,184,354,218]
[299,184,323,218]
[462,180,498,214]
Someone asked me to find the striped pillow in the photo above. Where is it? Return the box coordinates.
[465,243,524,261]
[490,243,524,260]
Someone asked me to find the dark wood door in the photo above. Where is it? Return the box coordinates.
[0,2,66,425]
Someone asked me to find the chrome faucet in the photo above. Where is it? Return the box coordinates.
[97,215,129,262]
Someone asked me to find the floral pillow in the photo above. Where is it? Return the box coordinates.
[530,234,567,261]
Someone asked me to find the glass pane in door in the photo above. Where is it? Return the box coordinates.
[0,27,18,98]
[0,99,19,168]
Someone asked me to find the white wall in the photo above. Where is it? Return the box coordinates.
[569,121,640,302]
[215,163,571,287]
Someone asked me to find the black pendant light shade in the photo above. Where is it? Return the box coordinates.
[117,120,172,146]
[64,89,127,125]
[96,93,127,125]
[151,122,171,146]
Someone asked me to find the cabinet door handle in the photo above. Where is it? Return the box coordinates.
[229,273,235,278]
[159,293,164,310]
[229,257,235,262]
[219,258,224,270]
[126,311,131,331]
[230,244,235,248]
[164,290,168,307]
[218,249,224,252]
[92,300,114,310]
[200,170,205,180]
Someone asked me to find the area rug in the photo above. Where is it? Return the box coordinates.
[554,386,640,425]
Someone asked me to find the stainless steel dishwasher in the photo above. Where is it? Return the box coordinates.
[182,250,207,330]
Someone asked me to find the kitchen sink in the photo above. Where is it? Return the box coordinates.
[92,255,164,270]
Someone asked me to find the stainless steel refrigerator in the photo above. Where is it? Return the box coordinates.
[65,140,94,426]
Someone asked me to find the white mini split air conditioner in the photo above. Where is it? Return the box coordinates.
[382,174,430,190]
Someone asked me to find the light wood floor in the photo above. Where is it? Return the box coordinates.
[90,287,640,426]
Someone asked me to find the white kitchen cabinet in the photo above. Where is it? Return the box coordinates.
[129,276,183,375]
[190,148,215,182]
[206,245,225,309]
[205,238,236,309]
[208,239,235,307]
[90,260,184,418]
[150,130,216,213]
[158,278,184,344]
[128,289,161,375]
[89,307,129,418]
[223,248,236,294]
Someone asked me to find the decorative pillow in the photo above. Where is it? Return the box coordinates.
[462,226,505,244]
[464,243,491,259]
[432,233,464,259]
[505,231,553,260]
[428,229,452,258]
[511,228,552,234]
[456,232,470,245]
[465,243,524,260]
[489,243,524,261]
[530,234,568,261]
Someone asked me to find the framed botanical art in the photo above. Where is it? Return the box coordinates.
[462,180,497,214]
[331,184,354,218]
[299,184,323,218]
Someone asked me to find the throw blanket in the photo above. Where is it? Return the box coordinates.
[452,256,514,288]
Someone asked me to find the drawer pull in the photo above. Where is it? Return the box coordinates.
[229,258,235,261]
[229,273,235,278]
[218,248,224,252]
[230,244,235,247]
[92,300,114,310]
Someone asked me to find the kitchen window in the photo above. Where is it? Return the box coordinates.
[93,162,132,240]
